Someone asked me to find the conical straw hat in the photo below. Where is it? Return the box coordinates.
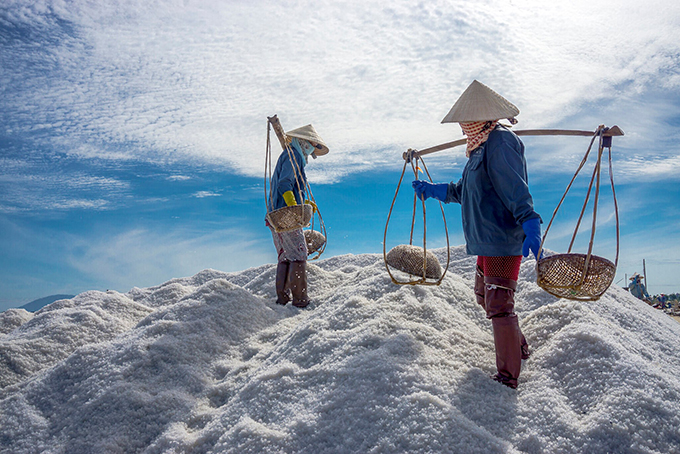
[286,124,329,156]
[441,80,519,123]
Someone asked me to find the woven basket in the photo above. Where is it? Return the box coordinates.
[304,230,326,254]
[385,244,442,280]
[267,204,312,233]
[536,253,616,301]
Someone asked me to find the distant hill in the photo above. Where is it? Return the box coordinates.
[20,294,75,312]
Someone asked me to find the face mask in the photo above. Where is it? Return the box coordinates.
[292,138,318,163]
[290,138,311,164]
[301,140,317,156]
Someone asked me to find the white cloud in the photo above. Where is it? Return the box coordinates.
[64,226,274,293]
[0,171,129,213]
[2,0,680,182]
[616,155,680,181]
[192,191,220,198]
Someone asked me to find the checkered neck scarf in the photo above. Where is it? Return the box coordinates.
[461,120,498,157]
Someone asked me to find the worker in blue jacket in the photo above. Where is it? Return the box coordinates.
[413,80,542,389]
[267,124,328,308]
[628,274,650,302]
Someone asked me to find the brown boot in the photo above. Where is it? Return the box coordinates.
[484,276,524,388]
[275,261,291,305]
[520,333,531,360]
[289,261,310,308]
[483,276,530,359]
[483,276,517,318]
[474,265,485,309]
[491,315,522,389]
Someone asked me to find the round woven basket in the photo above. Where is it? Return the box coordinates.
[385,244,442,280]
[536,253,616,301]
[304,230,326,254]
[267,204,312,233]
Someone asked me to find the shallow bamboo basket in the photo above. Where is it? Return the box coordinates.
[304,230,326,254]
[385,244,442,280]
[267,204,312,233]
[536,253,616,301]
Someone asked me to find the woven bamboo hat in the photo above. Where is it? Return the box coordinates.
[441,80,520,123]
[286,124,329,156]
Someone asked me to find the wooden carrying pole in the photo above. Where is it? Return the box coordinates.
[267,115,289,149]
[403,126,625,160]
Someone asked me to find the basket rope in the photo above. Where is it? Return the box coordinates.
[383,152,450,285]
[536,126,620,300]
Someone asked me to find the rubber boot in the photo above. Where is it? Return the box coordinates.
[474,265,486,310]
[484,276,523,388]
[289,260,310,308]
[483,275,530,358]
[491,315,522,389]
[520,332,530,360]
[483,276,517,318]
[482,275,530,359]
[275,261,291,305]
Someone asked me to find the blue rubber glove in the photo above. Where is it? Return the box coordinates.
[522,218,542,259]
[412,180,448,202]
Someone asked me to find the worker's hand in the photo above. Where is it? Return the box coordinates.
[304,200,317,213]
[282,191,297,207]
[412,180,448,202]
[522,218,542,259]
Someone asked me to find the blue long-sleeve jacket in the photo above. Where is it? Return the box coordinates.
[445,125,540,256]
[268,145,307,212]
[628,280,650,300]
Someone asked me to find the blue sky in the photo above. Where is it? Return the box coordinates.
[2,0,680,310]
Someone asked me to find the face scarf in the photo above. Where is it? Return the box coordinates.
[461,120,498,157]
[290,138,315,166]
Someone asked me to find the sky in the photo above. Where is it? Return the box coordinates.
[2,249,679,452]
[2,0,680,310]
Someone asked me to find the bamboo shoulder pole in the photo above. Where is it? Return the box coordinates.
[403,125,624,160]
[267,115,290,150]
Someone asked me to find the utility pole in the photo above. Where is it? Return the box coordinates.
[643,259,648,294]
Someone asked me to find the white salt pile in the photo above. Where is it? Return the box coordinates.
[1,246,679,453]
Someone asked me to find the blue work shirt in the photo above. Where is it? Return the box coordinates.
[445,125,540,256]
[628,280,650,300]
[268,144,307,212]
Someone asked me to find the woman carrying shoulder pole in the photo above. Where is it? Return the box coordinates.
[267,124,329,308]
[413,80,542,389]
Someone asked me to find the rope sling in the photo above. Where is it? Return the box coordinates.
[536,125,621,301]
[383,150,450,285]
[264,115,327,260]
[388,125,623,298]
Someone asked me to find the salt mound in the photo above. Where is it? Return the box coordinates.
[1,247,679,453]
